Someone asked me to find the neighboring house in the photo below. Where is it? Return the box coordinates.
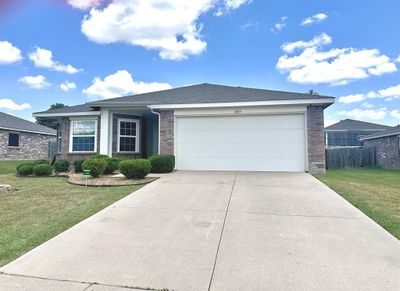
[0,112,56,160]
[361,126,400,168]
[33,83,334,174]
[325,119,392,147]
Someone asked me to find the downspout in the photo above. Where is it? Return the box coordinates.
[148,107,161,154]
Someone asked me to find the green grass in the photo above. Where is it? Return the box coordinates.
[315,168,400,240]
[0,160,30,175]
[0,174,141,266]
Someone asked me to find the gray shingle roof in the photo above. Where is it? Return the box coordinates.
[87,83,334,106]
[325,119,392,131]
[34,104,98,115]
[0,112,56,135]
[361,125,400,141]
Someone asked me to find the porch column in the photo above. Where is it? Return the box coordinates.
[100,109,112,156]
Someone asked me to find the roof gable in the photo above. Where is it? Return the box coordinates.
[86,83,334,106]
[361,125,400,140]
[325,119,392,131]
[0,112,56,135]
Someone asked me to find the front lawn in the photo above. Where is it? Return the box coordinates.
[315,168,400,240]
[0,160,29,175]
[0,174,141,266]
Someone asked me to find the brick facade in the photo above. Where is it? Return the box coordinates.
[363,136,400,168]
[0,129,55,160]
[307,105,326,174]
[160,110,174,155]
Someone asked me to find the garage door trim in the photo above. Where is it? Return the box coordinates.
[174,108,308,172]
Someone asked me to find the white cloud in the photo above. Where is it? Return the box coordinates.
[281,33,331,53]
[362,102,374,108]
[270,16,287,33]
[0,98,31,111]
[240,19,259,31]
[0,41,22,64]
[300,13,328,26]
[28,47,81,74]
[396,55,400,63]
[391,110,400,119]
[18,75,50,89]
[215,0,252,16]
[224,0,251,9]
[276,33,397,85]
[338,84,400,104]
[60,81,77,91]
[81,0,249,60]
[339,94,365,104]
[82,70,172,99]
[337,108,386,121]
[67,0,102,10]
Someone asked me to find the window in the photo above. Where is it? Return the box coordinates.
[70,119,97,152]
[118,119,139,152]
[8,133,19,147]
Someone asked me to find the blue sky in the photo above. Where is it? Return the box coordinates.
[0,0,399,126]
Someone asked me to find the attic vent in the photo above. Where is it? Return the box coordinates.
[309,90,319,95]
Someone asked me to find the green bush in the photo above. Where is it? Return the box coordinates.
[34,159,50,165]
[53,159,70,172]
[82,159,107,178]
[73,159,86,173]
[119,159,151,179]
[104,158,121,174]
[148,155,175,173]
[17,163,34,176]
[89,155,121,174]
[33,164,53,176]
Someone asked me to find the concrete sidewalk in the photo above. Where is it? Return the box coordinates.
[1,171,399,290]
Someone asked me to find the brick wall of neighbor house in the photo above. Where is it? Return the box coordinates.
[363,136,400,168]
[307,105,326,174]
[56,117,100,162]
[160,110,174,155]
[0,129,55,160]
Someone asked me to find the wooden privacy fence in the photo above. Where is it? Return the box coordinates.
[326,147,376,169]
[48,141,57,161]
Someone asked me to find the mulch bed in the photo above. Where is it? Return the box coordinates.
[67,173,158,187]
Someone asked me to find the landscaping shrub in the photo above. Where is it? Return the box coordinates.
[74,159,86,173]
[119,159,151,179]
[89,155,121,174]
[148,155,175,173]
[53,159,70,172]
[103,157,121,174]
[33,164,53,176]
[34,159,50,165]
[82,159,107,178]
[17,163,34,176]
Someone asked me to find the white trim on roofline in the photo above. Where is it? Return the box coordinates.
[148,99,334,109]
[0,126,56,136]
[33,111,101,118]
[360,132,400,141]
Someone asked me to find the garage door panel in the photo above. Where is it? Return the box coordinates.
[177,142,305,158]
[177,129,304,144]
[178,156,305,172]
[176,114,306,172]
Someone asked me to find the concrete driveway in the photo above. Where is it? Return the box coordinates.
[1,171,399,290]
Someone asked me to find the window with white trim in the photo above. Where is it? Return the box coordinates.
[70,120,97,152]
[118,119,139,152]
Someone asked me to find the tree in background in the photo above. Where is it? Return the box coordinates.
[36,103,66,129]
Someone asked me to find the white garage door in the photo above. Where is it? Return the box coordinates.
[175,114,306,172]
